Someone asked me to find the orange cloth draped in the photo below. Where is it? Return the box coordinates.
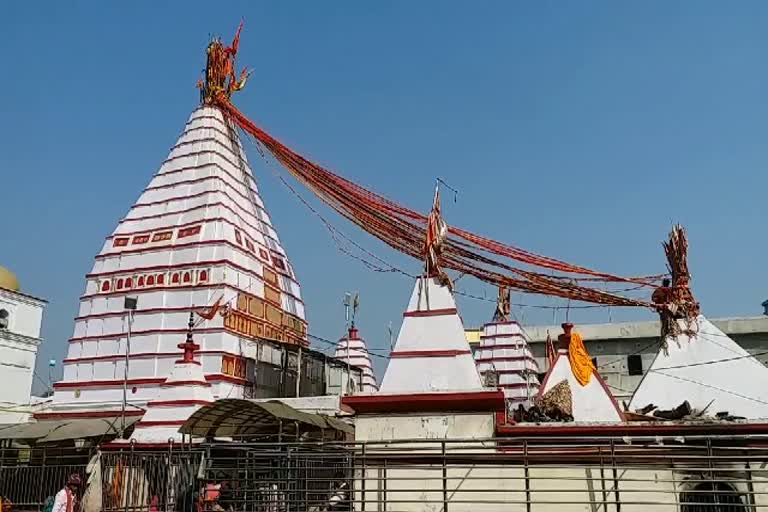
[111,461,123,507]
[568,331,595,386]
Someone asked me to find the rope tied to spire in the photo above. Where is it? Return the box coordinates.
[204,23,682,313]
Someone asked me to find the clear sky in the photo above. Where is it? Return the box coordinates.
[2,2,766,392]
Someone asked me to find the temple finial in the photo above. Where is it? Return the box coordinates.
[178,312,200,364]
[493,285,511,322]
[198,22,251,105]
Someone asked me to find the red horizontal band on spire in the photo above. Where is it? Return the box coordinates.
[402,308,458,318]
[390,349,471,358]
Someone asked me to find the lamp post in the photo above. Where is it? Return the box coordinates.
[120,296,138,438]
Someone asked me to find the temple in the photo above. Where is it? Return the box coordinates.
[535,322,624,422]
[629,315,768,418]
[334,325,378,393]
[474,287,540,408]
[130,313,214,443]
[46,104,308,418]
[378,276,484,394]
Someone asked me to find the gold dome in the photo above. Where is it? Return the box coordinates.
[0,266,20,292]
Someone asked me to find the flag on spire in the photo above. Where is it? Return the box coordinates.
[424,186,448,282]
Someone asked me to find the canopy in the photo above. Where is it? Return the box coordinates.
[0,417,140,443]
[179,399,353,438]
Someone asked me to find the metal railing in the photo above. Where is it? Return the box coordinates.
[0,445,90,510]
[4,435,768,511]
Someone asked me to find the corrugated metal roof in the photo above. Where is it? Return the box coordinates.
[0,417,140,443]
[179,398,353,438]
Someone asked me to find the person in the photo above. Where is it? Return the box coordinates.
[52,474,81,512]
[327,481,350,511]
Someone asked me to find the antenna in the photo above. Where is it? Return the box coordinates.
[352,292,360,326]
[436,177,459,203]
[343,292,352,328]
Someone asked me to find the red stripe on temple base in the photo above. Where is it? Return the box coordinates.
[390,350,471,358]
[53,374,244,389]
[54,378,165,389]
[475,343,534,351]
[33,410,145,420]
[134,420,187,428]
[342,390,505,414]
[402,308,458,318]
[475,356,537,363]
[147,399,213,407]
[161,380,211,388]
[480,333,525,339]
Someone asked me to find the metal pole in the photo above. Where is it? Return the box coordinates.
[441,441,448,512]
[120,309,134,438]
[296,347,302,397]
[346,336,352,394]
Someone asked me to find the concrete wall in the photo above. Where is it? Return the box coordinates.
[471,316,768,402]
[0,288,45,422]
[355,413,496,442]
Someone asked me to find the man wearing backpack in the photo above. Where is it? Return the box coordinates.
[50,474,82,512]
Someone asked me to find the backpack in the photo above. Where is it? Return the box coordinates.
[42,496,55,512]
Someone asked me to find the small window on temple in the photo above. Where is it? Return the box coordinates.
[116,279,124,289]
[125,277,133,288]
[199,270,208,282]
[147,275,155,286]
[137,276,145,287]
[183,272,191,283]
[101,281,110,292]
[627,354,643,376]
[172,273,180,284]
[157,274,165,285]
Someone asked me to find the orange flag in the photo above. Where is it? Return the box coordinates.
[196,297,222,321]
[230,20,244,55]
[568,331,595,386]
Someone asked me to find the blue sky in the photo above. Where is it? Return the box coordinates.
[2,2,766,390]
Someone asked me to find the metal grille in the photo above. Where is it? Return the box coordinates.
[0,445,90,509]
[100,448,202,512]
[3,436,768,511]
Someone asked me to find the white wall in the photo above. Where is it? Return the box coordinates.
[0,288,46,422]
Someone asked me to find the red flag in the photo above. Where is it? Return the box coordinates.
[545,331,556,369]
[230,20,244,56]
[424,186,447,277]
[196,297,222,321]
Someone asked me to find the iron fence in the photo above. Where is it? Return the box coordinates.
[0,445,90,510]
[3,436,768,511]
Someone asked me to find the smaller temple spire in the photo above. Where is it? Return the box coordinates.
[130,312,213,444]
[334,324,379,393]
[536,323,623,422]
[475,291,540,409]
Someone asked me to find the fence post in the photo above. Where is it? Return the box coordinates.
[38,447,47,511]
[523,440,531,512]
[745,458,756,512]
[442,441,448,512]
[609,439,620,512]
[360,443,367,512]
[599,446,608,512]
